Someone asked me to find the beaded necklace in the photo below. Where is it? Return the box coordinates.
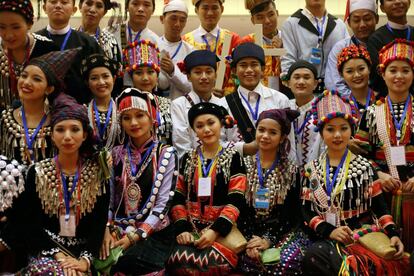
[385,95,413,146]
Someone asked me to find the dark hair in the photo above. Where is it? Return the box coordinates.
[250,0,276,15]
[126,0,155,11]
[195,0,223,9]
[319,118,356,136]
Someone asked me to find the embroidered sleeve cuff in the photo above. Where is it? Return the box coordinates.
[211,217,233,237]
[379,214,395,229]
[136,223,153,239]
[0,238,10,250]
[79,250,92,261]
[171,205,187,222]
[41,248,60,256]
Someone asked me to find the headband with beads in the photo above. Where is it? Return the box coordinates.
[311,90,358,132]
[337,44,372,72]
[123,40,161,74]
[378,38,414,73]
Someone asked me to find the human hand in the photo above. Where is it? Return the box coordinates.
[57,256,88,275]
[329,226,353,245]
[377,172,401,192]
[100,226,115,259]
[390,236,404,259]
[160,52,174,75]
[403,177,414,192]
[176,231,194,245]
[113,233,138,250]
[194,229,218,249]
[272,36,283,48]
[246,235,270,251]
[246,247,261,260]
[212,88,224,98]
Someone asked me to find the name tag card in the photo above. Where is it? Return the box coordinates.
[255,188,270,209]
[59,209,76,237]
[198,177,212,197]
[325,212,337,226]
[390,146,406,166]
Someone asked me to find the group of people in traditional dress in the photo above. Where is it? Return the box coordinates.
[0,0,413,275]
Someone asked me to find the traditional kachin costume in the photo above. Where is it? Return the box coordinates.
[0,0,58,110]
[356,39,414,252]
[1,48,79,166]
[81,54,121,151]
[168,102,247,275]
[1,93,110,275]
[301,90,409,275]
[238,109,311,275]
[336,44,377,121]
[109,88,178,275]
[123,39,173,145]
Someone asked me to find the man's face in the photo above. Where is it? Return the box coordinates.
[234,57,264,90]
[251,2,278,38]
[195,0,223,31]
[348,10,378,41]
[43,0,77,25]
[380,0,411,20]
[161,11,187,40]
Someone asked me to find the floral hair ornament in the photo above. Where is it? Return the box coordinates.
[337,44,372,73]
[311,90,358,132]
[377,39,414,74]
[116,88,160,128]
[123,40,161,74]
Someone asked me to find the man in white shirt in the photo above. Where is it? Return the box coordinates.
[158,0,193,100]
[281,0,349,94]
[223,42,295,158]
[108,0,160,87]
[171,50,227,158]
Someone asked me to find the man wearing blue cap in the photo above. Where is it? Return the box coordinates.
[223,42,295,158]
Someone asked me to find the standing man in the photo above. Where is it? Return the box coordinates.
[37,0,102,104]
[158,0,193,100]
[243,0,284,91]
[183,0,241,96]
[108,0,159,87]
[325,0,378,97]
[281,0,349,94]
[367,0,413,96]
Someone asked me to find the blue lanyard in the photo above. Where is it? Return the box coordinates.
[21,107,48,160]
[386,23,411,40]
[198,147,223,177]
[351,88,373,112]
[93,99,113,140]
[387,95,411,141]
[128,25,143,43]
[314,15,326,42]
[240,92,261,122]
[202,29,220,53]
[256,153,279,188]
[127,141,155,177]
[48,28,72,51]
[325,149,348,206]
[171,41,183,60]
[55,156,80,221]
[295,112,311,135]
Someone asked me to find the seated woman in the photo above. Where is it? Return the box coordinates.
[355,39,414,252]
[0,0,58,109]
[81,53,121,151]
[0,93,110,275]
[102,88,178,275]
[123,40,172,145]
[302,90,409,275]
[238,108,311,275]
[167,102,247,275]
[1,48,78,166]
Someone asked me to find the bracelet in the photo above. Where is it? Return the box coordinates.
[80,256,91,271]
[126,232,136,246]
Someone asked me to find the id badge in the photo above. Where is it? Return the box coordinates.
[59,209,76,237]
[310,47,322,65]
[390,146,406,166]
[325,212,336,226]
[198,177,212,197]
[255,188,270,209]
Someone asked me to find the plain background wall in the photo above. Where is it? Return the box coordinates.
[31,0,414,36]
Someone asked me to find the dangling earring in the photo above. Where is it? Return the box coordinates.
[119,128,125,144]
[44,97,50,114]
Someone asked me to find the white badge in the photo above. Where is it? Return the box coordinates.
[59,209,76,237]
[198,177,212,197]
[325,212,337,226]
[390,146,406,166]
